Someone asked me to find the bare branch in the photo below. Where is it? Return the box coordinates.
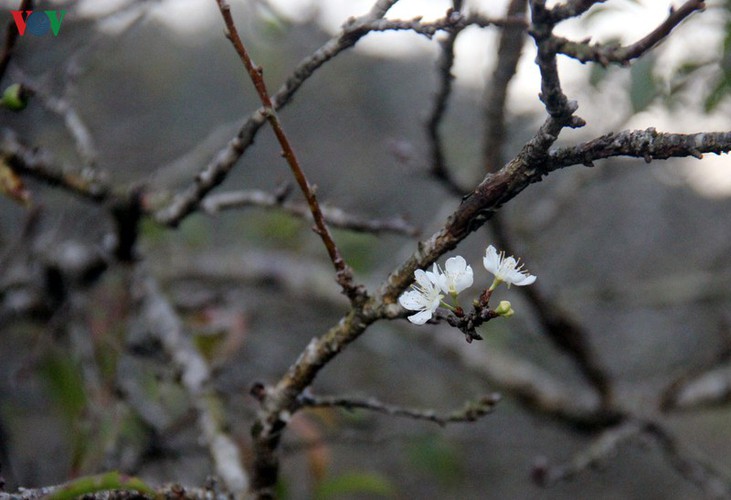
[213,0,363,301]
[202,188,419,237]
[427,332,608,426]
[425,5,467,196]
[0,130,109,202]
[483,0,528,173]
[133,271,248,495]
[662,366,731,411]
[154,10,523,228]
[298,391,501,427]
[547,128,731,169]
[556,0,706,65]
[533,420,641,486]
[646,422,731,499]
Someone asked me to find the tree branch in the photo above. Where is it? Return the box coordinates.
[213,0,362,300]
[202,188,419,237]
[298,391,501,427]
[546,128,731,169]
[555,0,706,65]
[154,10,524,228]
[0,130,109,203]
[133,271,248,495]
[425,3,466,196]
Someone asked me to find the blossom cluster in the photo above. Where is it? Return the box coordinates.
[399,245,536,325]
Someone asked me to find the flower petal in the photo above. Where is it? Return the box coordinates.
[483,245,500,274]
[399,290,424,310]
[408,310,433,325]
[511,274,537,286]
[414,269,431,288]
[445,256,466,274]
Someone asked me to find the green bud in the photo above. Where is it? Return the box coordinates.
[2,83,31,111]
[495,300,514,318]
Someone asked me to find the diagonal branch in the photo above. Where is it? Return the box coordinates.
[154,10,523,228]
[533,420,640,486]
[155,4,402,228]
[646,421,731,498]
[555,0,706,65]
[133,272,248,496]
[213,0,362,300]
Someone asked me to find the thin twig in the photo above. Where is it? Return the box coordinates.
[202,188,419,237]
[426,331,609,426]
[215,0,362,299]
[532,420,641,486]
[646,421,731,499]
[483,0,528,173]
[555,0,706,65]
[426,3,467,196]
[298,391,501,427]
[154,11,523,227]
[0,130,109,202]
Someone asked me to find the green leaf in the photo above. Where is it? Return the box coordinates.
[314,471,395,499]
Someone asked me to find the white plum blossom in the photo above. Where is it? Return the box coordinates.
[399,269,443,325]
[483,245,536,289]
[434,256,473,297]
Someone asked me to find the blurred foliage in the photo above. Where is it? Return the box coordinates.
[332,229,378,274]
[250,211,305,249]
[629,54,657,114]
[38,347,89,471]
[139,216,169,245]
[313,471,395,499]
[39,348,88,426]
[406,434,463,488]
[704,4,731,112]
[179,215,214,249]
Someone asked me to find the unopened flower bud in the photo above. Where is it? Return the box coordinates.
[495,300,514,318]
